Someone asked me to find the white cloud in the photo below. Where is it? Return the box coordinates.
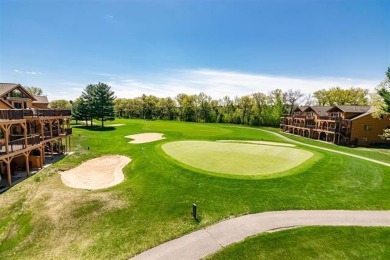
[47,69,381,101]
[103,69,380,99]
[14,69,42,75]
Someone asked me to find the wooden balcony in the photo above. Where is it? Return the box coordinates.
[26,109,72,117]
[0,109,72,120]
[0,135,41,155]
[317,116,341,121]
[0,110,24,120]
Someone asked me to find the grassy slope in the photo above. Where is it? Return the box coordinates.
[207,226,390,260]
[162,141,315,176]
[0,119,389,259]
[263,127,390,163]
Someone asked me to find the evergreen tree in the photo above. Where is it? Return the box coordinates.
[81,84,97,127]
[93,82,115,128]
[378,67,390,114]
[71,98,89,125]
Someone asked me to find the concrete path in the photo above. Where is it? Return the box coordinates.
[230,126,390,167]
[260,129,390,167]
[132,210,390,260]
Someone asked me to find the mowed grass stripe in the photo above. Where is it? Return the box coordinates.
[162,141,313,176]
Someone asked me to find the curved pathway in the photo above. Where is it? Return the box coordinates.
[132,210,390,260]
[232,126,390,167]
[132,127,390,259]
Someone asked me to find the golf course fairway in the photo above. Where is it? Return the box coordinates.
[162,140,314,177]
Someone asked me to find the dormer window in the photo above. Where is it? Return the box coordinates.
[330,112,341,118]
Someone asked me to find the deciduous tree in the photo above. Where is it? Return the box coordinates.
[50,99,72,109]
[25,86,43,96]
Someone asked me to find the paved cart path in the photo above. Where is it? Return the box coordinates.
[132,210,390,260]
[132,128,389,259]
[235,127,390,167]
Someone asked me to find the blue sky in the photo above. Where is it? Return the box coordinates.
[0,0,389,100]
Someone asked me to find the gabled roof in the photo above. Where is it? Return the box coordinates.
[327,105,371,113]
[33,95,49,104]
[350,106,376,121]
[0,83,37,101]
[293,106,308,113]
[0,83,19,97]
[303,106,332,117]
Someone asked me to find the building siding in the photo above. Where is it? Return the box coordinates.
[350,114,390,146]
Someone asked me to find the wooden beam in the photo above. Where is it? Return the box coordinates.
[5,159,11,186]
[24,151,30,176]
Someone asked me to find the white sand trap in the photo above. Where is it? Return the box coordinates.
[107,124,125,127]
[125,133,165,144]
[217,140,295,147]
[60,155,131,190]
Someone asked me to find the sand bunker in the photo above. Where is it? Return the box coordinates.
[60,155,131,190]
[106,124,125,127]
[125,133,165,144]
[217,140,295,147]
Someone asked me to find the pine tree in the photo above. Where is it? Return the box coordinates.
[378,67,390,114]
[93,82,115,128]
[71,98,89,125]
[81,84,97,127]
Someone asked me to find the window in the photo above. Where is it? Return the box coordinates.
[10,89,23,98]
[363,137,369,143]
[330,112,341,118]
[13,102,22,109]
[364,125,372,131]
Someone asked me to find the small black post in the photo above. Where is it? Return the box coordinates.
[88,146,90,150]
[192,203,197,221]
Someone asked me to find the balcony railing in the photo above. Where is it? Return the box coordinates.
[0,110,24,120]
[0,109,72,120]
[28,135,41,146]
[24,109,72,117]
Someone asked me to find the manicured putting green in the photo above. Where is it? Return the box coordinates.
[162,141,314,176]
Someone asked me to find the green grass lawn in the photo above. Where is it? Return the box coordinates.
[162,140,315,177]
[264,127,390,164]
[0,119,389,259]
[207,226,390,259]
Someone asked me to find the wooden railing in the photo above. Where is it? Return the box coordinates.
[32,109,72,117]
[0,110,24,120]
[0,109,72,120]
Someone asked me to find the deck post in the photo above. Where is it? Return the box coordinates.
[40,145,44,168]
[24,152,30,176]
[6,159,11,186]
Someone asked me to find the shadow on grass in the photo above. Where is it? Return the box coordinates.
[72,125,116,132]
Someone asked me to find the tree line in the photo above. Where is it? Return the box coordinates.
[114,89,288,126]
[112,87,374,127]
[49,67,390,130]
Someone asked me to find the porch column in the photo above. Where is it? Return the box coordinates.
[5,159,11,186]
[50,142,54,160]
[24,152,30,176]
[22,123,28,148]
[40,121,44,141]
[40,145,44,168]
[49,120,53,139]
